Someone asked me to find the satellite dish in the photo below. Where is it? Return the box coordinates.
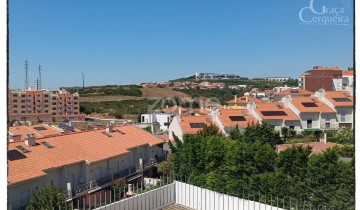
[79,176,85,184]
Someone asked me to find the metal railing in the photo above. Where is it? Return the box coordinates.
[62,157,165,200]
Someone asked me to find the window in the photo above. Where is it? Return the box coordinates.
[326,122,330,128]
[21,111,25,113]
[21,106,25,108]
[52,97,56,100]
[44,100,48,103]
[74,107,78,110]
[13,99,17,102]
[52,113,56,115]
[307,120,312,128]
[289,126,295,130]
[141,116,145,122]
[52,102,56,105]
[52,108,56,110]
[45,105,49,108]
[13,110,17,113]
[20,94,25,98]
[21,100,25,103]
[74,112,78,114]
[341,113,346,122]
[74,97,79,100]
[45,110,48,113]
[74,102,78,105]
[12,93,18,97]
[44,94,49,98]
[13,105,17,108]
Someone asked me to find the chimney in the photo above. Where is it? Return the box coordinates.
[324,133,327,144]
[178,107,182,115]
[234,95,237,102]
[9,135,21,143]
[246,96,248,102]
[126,184,134,197]
[106,123,113,133]
[25,133,36,146]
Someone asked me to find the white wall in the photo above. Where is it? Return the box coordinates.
[168,116,183,141]
[141,113,171,131]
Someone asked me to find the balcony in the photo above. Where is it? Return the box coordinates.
[62,156,165,200]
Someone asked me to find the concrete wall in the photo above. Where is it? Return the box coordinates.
[168,116,183,141]
[299,113,320,129]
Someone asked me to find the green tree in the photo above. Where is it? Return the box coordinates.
[158,154,174,175]
[335,128,354,142]
[242,122,282,147]
[26,182,66,210]
[197,123,222,137]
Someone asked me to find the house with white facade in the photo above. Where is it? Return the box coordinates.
[140,111,173,133]
[282,96,337,131]
[8,124,166,210]
[247,101,301,133]
[314,90,354,129]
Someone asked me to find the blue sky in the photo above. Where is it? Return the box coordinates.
[9,0,353,89]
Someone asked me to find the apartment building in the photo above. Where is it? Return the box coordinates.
[7,124,166,210]
[282,96,337,131]
[8,88,84,122]
[298,66,352,92]
[140,112,173,132]
[314,90,354,129]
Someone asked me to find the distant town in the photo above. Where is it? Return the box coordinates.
[7,65,354,210]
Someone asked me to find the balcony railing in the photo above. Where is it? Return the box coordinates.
[62,157,165,199]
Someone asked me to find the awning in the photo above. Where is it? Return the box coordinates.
[126,173,142,182]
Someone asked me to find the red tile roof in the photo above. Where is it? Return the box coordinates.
[291,97,336,113]
[180,116,213,134]
[8,124,63,140]
[276,142,342,155]
[342,70,353,76]
[227,95,264,105]
[218,109,256,127]
[8,125,164,185]
[274,88,313,96]
[255,102,299,121]
[324,91,354,107]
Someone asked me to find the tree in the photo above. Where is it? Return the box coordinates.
[242,122,282,147]
[335,128,354,142]
[197,123,222,137]
[26,182,66,210]
[158,154,174,175]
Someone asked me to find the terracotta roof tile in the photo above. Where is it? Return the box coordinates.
[255,102,299,121]
[276,142,342,155]
[180,116,213,134]
[342,71,353,76]
[324,91,353,107]
[227,95,264,105]
[291,97,335,113]
[274,88,313,96]
[218,109,257,127]
[8,125,164,185]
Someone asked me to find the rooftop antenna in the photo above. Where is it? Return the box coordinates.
[24,60,29,89]
[81,72,85,90]
[38,64,42,89]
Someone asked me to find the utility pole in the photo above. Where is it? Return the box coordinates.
[81,73,85,90]
[38,64,42,89]
[24,60,29,89]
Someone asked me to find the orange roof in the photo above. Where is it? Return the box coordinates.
[8,124,62,140]
[8,125,164,185]
[162,106,189,113]
[324,91,354,107]
[180,115,213,134]
[255,102,299,121]
[227,95,264,105]
[276,142,342,155]
[274,88,313,96]
[342,71,353,76]
[291,97,335,113]
[218,109,256,127]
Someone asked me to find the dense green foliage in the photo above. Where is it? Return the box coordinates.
[174,88,243,105]
[80,100,160,118]
[168,124,355,209]
[26,182,66,210]
[68,85,142,97]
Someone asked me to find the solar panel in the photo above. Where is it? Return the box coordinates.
[332,98,351,102]
[8,150,27,161]
[261,111,287,116]
[58,123,74,132]
[16,146,30,153]
[189,123,205,128]
[301,102,318,107]
[290,89,299,93]
[41,141,53,148]
[229,116,246,121]
[33,126,47,131]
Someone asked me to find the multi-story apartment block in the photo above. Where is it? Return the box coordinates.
[7,124,166,210]
[298,66,353,92]
[8,88,84,122]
